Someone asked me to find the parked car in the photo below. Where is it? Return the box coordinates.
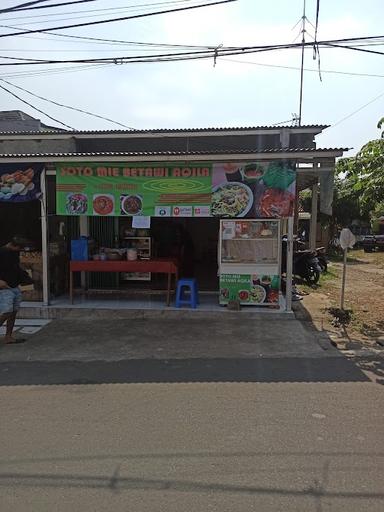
[362,234,384,252]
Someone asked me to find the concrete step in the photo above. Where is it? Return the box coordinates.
[19,305,294,321]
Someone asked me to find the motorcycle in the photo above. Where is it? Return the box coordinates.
[293,236,328,273]
[281,236,322,285]
[314,246,328,273]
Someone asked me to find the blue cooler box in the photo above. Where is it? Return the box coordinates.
[71,238,89,261]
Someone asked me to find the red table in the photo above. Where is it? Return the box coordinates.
[69,259,179,306]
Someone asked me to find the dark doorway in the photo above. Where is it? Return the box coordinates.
[151,217,219,291]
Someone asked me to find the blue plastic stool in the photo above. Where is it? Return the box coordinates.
[175,278,199,308]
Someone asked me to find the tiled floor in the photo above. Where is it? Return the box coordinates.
[45,292,286,312]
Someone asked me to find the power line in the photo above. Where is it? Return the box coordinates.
[0,0,95,14]
[0,0,237,38]
[323,42,384,57]
[0,62,113,79]
[221,57,384,78]
[0,63,108,78]
[0,77,136,129]
[0,23,225,50]
[2,0,193,23]
[328,90,384,129]
[1,36,383,67]
[0,82,74,129]
[0,1,53,14]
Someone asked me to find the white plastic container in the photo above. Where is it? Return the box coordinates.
[127,248,137,261]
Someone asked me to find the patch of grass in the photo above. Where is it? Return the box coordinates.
[299,266,339,295]
[328,252,363,264]
[320,266,339,283]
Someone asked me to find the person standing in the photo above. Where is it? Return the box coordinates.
[0,236,33,344]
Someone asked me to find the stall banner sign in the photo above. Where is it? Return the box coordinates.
[219,273,280,305]
[211,161,295,218]
[56,162,212,217]
[0,163,43,202]
[56,160,295,218]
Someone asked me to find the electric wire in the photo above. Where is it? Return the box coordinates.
[1,0,192,21]
[0,77,135,129]
[0,0,53,14]
[328,90,384,129]
[221,57,384,78]
[0,0,237,38]
[322,42,384,57]
[0,0,95,14]
[0,82,74,129]
[0,23,226,50]
[0,62,113,79]
[2,0,194,24]
[1,36,383,67]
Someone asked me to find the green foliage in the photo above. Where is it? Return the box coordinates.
[299,189,311,211]
[335,120,384,217]
[332,174,367,226]
[378,117,384,137]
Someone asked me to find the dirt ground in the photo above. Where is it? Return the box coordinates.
[294,249,384,348]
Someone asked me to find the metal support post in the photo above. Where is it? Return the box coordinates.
[309,182,318,251]
[79,216,88,289]
[286,216,294,311]
[40,169,49,306]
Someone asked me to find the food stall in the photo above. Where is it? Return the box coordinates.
[56,160,296,309]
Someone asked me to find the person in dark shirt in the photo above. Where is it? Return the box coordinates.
[0,236,32,344]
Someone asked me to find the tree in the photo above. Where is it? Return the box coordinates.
[336,119,384,217]
[299,175,367,235]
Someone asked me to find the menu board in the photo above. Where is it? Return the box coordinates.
[56,160,296,218]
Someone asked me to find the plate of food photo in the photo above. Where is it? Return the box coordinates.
[120,195,143,216]
[211,182,253,217]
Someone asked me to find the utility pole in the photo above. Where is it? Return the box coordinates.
[298,0,306,126]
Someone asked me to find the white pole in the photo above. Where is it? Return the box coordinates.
[340,248,347,310]
[286,216,294,311]
[40,169,49,306]
[309,182,318,251]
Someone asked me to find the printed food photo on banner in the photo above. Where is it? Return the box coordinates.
[0,164,43,202]
[93,194,114,215]
[66,193,88,215]
[212,161,296,218]
[120,194,143,216]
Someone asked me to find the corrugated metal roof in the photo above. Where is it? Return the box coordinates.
[0,124,329,136]
[0,147,347,158]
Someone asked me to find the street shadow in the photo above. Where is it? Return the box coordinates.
[0,461,382,504]
[0,355,369,386]
[293,300,384,386]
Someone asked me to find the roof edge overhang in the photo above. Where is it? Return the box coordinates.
[0,125,329,140]
[0,148,346,163]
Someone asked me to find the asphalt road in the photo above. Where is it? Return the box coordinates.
[0,379,383,511]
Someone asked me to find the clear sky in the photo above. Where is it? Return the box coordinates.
[0,0,383,156]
